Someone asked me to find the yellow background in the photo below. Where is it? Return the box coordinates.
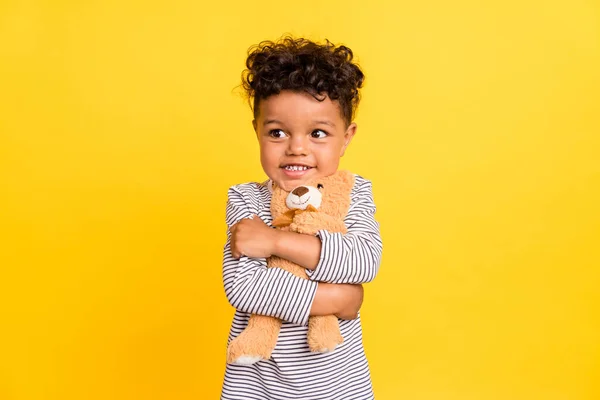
[1,0,599,399]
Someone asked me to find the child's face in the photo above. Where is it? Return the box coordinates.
[253,90,356,192]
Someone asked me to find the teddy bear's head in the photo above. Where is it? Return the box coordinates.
[270,170,355,227]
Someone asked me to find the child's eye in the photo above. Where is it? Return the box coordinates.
[269,129,286,138]
[311,130,328,139]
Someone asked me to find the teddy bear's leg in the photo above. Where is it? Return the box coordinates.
[307,315,343,353]
[226,314,282,365]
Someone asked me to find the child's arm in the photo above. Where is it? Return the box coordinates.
[223,186,362,326]
[271,177,383,284]
[310,282,363,320]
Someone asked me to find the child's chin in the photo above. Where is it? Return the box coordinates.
[276,178,308,191]
[276,180,301,192]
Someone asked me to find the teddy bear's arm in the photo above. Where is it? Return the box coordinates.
[290,211,347,236]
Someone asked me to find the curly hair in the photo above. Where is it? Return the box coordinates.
[241,36,365,125]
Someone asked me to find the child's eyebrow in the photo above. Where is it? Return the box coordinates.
[314,120,336,127]
[262,119,336,128]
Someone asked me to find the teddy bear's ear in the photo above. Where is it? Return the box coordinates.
[270,184,291,219]
[335,170,354,183]
[314,170,355,220]
[329,170,354,189]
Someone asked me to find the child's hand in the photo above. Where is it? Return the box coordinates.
[311,283,364,320]
[229,215,277,259]
[334,284,364,320]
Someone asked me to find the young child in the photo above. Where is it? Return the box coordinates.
[221,36,383,400]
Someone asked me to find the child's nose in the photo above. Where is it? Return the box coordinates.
[286,135,308,155]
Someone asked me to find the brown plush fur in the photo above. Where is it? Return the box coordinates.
[227,170,355,365]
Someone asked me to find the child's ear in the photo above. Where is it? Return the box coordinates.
[341,122,357,157]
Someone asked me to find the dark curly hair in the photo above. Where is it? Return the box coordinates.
[241,36,365,125]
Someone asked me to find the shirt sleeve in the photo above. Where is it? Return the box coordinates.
[222,186,318,326]
[306,177,383,284]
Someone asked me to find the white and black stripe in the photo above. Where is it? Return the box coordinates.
[221,175,382,400]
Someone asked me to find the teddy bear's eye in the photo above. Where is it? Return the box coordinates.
[317,184,324,189]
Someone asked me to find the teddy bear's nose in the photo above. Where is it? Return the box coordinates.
[292,186,309,197]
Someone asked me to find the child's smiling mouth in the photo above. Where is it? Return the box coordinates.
[281,164,313,178]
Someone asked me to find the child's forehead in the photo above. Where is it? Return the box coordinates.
[256,91,346,124]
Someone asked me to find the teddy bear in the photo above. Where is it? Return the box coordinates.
[226,170,356,365]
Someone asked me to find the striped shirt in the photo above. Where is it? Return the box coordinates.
[221,174,383,400]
